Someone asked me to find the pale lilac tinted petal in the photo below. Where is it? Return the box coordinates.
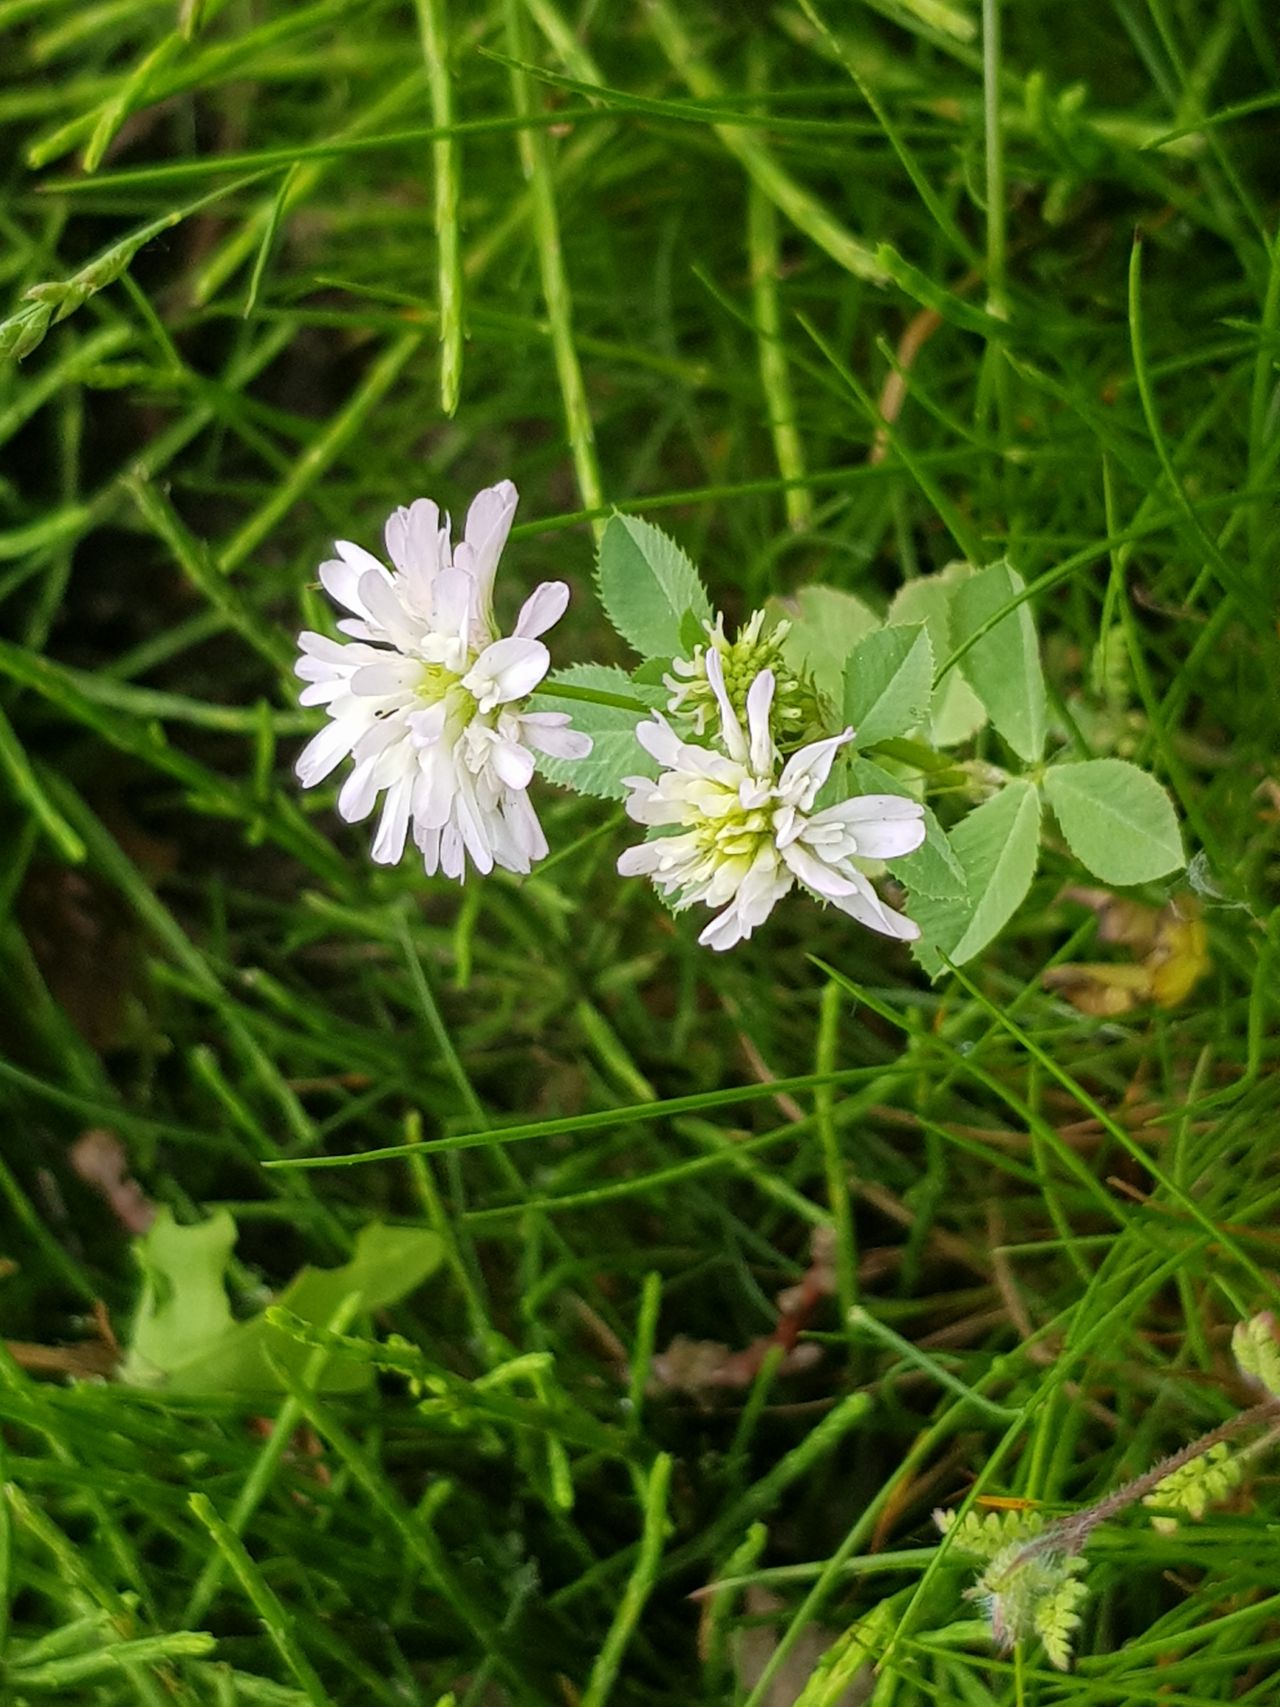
[384,508,412,575]
[319,557,379,618]
[407,499,444,571]
[430,566,474,639]
[745,669,775,776]
[515,580,570,639]
[358,570,418,645]
[463,480,518,597]
[335,539,389,579]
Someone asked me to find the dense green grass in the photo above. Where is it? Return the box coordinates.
[1,0,1279,1701]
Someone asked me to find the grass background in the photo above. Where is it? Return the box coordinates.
[1,0,1279,1701]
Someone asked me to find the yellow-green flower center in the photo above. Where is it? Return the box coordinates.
[416,661,477,722]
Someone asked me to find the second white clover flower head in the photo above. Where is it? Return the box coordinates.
[619,649,925,950]
[294,481,591,879]
[664,609,815,739]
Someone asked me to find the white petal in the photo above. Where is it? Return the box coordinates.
[698,903,750,951]
[618,842,663,877]
[783,839,856,900]
[515,580,570,639]
[417,742,461,830]
[745,669,775,776]
[350,659,419,697]
[705,649,746,764]
[502,790,547,868]
[736,849,792,927]
[337,757,383,823]
[295,719,356,787]
[519,714,592,759]
[298,677,347,706]
[464,636,549,710]
[491,740,536,790]
[409,700,450,746]
[462,480,518,607]
[777,729,854,808]
[813,794,925,825]
[297,630,357,666]
[453,785,495,875]
[358,570,418,647]
[635,715,683,769]
[826,867,920,941]
[370,781,412,865]
[440,824,464,879]
[848,816,926,860]
[624,787,689,827]
[417,824,442,876]
[352,716,408,763]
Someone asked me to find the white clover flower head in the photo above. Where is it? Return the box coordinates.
[294,482,591,880]
[664,609,815,739]
[619,650,925,951]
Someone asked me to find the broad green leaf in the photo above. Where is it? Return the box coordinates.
[843,623,934,748]
[951,561,1046,762]
[1044,759,1183,884]
[532,664,657,801]
[910,780,1041,974]
[887,567,987,746]
[595,514,712,658]
[898,807,968,901]
[768,586,880,705]
[121,1209,443,1396]
[849,757,966,901]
